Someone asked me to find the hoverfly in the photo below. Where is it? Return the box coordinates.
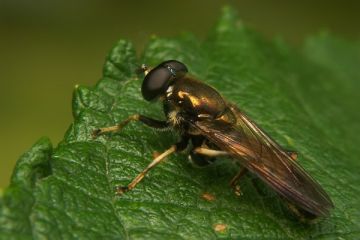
[93,60,334,218]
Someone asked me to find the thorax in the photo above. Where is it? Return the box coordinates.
[163,76,228,127]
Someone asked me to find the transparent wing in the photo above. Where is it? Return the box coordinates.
[191,103,334,217]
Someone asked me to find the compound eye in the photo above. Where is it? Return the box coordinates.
[161,60,188,76]
[141,66,172,101]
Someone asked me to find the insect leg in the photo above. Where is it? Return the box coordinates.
[193,147,229,157]
[92,114,169,138]
[189,136,216,167]
[229,168,248,196]
[193,147,248,195]
[286,150,298,161]
[116,145,177,195]
[229,168,248,187]
[116,136,189,195]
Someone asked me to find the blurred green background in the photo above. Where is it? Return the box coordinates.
[0,0,359,188]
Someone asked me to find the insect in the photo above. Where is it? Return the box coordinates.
[93,60,334,218]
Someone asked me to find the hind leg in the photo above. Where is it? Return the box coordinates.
[229,168,248,196]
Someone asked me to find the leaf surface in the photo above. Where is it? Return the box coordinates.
[1,7,359,240]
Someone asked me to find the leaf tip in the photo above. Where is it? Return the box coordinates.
[72,85,92,118]
[103,39,138,81]
[216,5,244,34]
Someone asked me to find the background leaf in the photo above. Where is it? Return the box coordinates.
[1,6,359,239]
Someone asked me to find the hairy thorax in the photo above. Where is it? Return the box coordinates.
[164,76,235,129]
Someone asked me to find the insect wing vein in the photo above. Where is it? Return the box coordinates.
[190,104,333,216]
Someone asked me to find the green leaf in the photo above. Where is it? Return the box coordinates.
[1,6,360,239]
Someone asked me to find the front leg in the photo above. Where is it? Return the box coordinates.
[117,136,190,195]
[92,114,169,138]
[117,145,177,195]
